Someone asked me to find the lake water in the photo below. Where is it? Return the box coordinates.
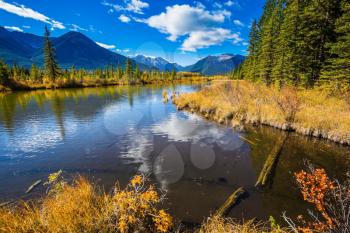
[0,84,349,224]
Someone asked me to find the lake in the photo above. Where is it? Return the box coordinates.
[0,84,349,224]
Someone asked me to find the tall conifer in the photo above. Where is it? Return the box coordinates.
[44,26,60,82]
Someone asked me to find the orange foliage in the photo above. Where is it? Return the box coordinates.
[295,168,335,232]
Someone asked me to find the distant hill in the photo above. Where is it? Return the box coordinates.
[9,30,45,49]
[32,31,131,69]
[0,27,245,74]
[0,27,34,66]
[184,54,245,76]
[133,55,184,71]
[0,27,148,69]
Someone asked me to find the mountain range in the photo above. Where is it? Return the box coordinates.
[0,26,244,75]
[183,54,245,75]
[133,55,183,72]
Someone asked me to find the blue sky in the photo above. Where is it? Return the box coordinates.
[0,0,264,66]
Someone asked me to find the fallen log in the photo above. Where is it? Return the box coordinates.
[0,179,43,208]
[215,187,246,217]
[0,200,15,208]
[255,133,288,187]
[25,179,42,194]
[239,135,257,146]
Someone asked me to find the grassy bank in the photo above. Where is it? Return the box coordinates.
[1,74,212,93]
[173,80,350,145]
[0,174,286,233]
[1,169,348,232]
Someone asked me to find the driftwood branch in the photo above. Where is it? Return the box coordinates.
[0,179,42,208]
[25,180,42,194]
[215,187,246,217]
[255,133,288,187]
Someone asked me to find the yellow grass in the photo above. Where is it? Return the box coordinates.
[198,216,287,233]
[174,80,350,144]
[0,174,288,233]
[0,84,10,92]
[0,175,173,233]
[4,74,211,92]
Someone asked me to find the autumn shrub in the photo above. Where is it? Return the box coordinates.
[0,173,173,233]
[284,165,350,233]
[273,86,300,123]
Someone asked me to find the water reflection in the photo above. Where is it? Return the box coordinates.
[0,84,349,224]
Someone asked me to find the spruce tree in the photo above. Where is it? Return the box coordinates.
[320,0,350,92]
[272,0,305,86]
[298,0,341,87]
[0,60,9,86]
[257,0,277,85]
[125,59,133,83]
[30,64,41,82]
[171,69,176,81]
[117,65,123,79]
[134,64,140,81]
[44,26,60,82]
[243,20,260,81]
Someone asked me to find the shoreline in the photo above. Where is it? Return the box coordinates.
[173,81,350,146]
[174,104,350,146]
[0,79,210,94]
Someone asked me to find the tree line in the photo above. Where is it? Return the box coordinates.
[0,26,195,90]
[236,0,349,92]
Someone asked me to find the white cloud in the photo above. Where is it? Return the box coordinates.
[102,0,149,14]
[0,0,65,29]
[214,9,231,18]
[194,1,205,9]
[4,26,23,32]
[118,14,131,23]
[181,28,242,52]
[115,48,131,54]
[69,24,88,32]
[131,16,145,23]
[225,1,236,6]
[22,25,30,29]
[145,4,228,41]
[96,42,116,50]
[142,4,238,52]
[213,2,223,8]
[233,19,244,27]
[89,25,96,32]
[125,0,149,14]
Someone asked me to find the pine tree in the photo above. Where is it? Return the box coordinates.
[272,0,305,86]
[117,65,123,80]
[171,69,176,81]
[243,20,260,81]
[257,0,277,85]
[12,64,20,80]
[30,64,41,82]
[320,0,350,92]
[69,66,76,80]
[125,59,133,83]
[0,60,9,86]
[134,64,140,81]
[44,26,60,82]
[298,0,342,87]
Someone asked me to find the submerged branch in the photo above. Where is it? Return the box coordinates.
[255,133,289,188]
[215,187,246,217]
